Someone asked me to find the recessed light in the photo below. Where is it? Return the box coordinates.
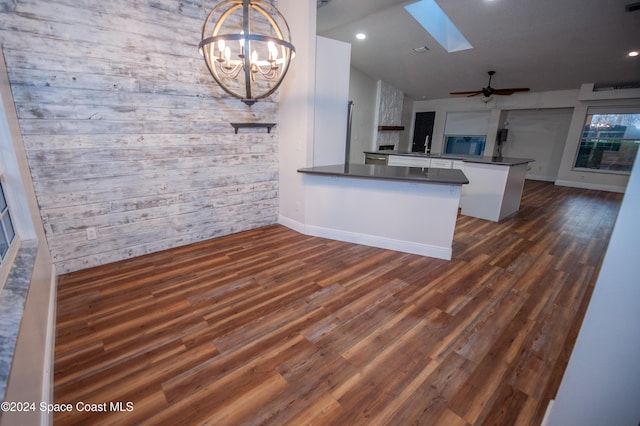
[628,51,639,57]
[356,33,366,40]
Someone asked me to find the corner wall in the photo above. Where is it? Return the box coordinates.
[555,101,640,192]
[412,88,639,192]
[278,0,316,230]
[0,48,56,426]
[313,36,351,166]
[0,1,280,273]
[347,67,377,162]
[547,148,640,425]
[500,108,573,182]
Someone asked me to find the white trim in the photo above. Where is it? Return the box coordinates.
[0,238,20,291]
[279,215,452,260]
[526,174,557,183]
[0,175,20,290]
[40,265,57,426]
[578,83,640,101]
[541,399,554,426]
[554,179,626,193]
[278,214,305,234]
[571,167,631,177]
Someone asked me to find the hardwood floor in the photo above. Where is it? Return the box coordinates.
[54,180,623,425]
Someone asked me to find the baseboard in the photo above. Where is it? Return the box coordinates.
[526,174,556,182]
[525,176,628,194]
[41,266,57,426]
[278,215,306,234]
[541,399,555,426]
[554,179,626,193]
[278,215,452,260]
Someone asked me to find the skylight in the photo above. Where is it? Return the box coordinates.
[404,0,473,53]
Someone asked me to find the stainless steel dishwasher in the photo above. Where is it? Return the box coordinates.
[364,153,388,165]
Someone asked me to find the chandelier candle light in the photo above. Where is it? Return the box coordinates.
[199,0,295,105]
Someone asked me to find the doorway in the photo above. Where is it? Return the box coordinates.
[412,111,435,153]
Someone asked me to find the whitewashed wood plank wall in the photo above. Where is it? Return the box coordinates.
[0,0,281,273]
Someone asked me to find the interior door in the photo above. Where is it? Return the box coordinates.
[412,111,435,153]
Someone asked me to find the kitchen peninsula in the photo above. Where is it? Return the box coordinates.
[365,151,535,222]
[297,163,468,260]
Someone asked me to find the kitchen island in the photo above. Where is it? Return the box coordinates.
[296,163,468,260]
[364,151,534,221]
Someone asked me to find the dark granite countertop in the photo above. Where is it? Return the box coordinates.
[364,151,535,166]
[298,163,469,185]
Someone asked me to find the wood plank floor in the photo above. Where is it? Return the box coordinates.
[54,180,623,425]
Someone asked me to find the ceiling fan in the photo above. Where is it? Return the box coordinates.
[450,71,530,97]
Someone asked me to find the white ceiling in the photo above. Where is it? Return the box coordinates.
[316,0,640,100]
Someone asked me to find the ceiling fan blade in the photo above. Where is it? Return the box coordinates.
[492,88,531,95]
[451,71,530,97]
[449,90,483,96]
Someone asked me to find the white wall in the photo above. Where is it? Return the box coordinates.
[346,74,411,159]
[501,108,573,181]
[399,94,414,152]
[278,0,316,229]
[441,111,491,156]
[413,96,499,155]
[313,36,351,166]
[0,49,56,426]
[0,70,37,242]
[348,67,377,163]
[0,0,283,273]
[547,149,640,426]
[444,111,491,135]
[413,89,640,192]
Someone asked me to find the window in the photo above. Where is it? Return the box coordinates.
[574,112,640,174]
[0,180,15,265]
[444,135,486,156]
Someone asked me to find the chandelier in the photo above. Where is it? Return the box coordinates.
[199,0,295,105]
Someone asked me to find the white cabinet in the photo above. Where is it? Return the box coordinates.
[382,152,531,222]
[386,156,462,169]
[459,162,528,221]
[430,158,453,169]
[388,155,431,167]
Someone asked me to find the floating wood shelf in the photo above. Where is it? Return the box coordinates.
[230,122,277,134]
[378,125,405,131]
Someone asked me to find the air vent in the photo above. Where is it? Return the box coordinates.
[413,46,430,53]
[593,81,640,91]
[625,2,640,12]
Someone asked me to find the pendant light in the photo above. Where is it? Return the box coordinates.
[199,0,295,105]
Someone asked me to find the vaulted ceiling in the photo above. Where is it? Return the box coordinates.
[316,0,640,100]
